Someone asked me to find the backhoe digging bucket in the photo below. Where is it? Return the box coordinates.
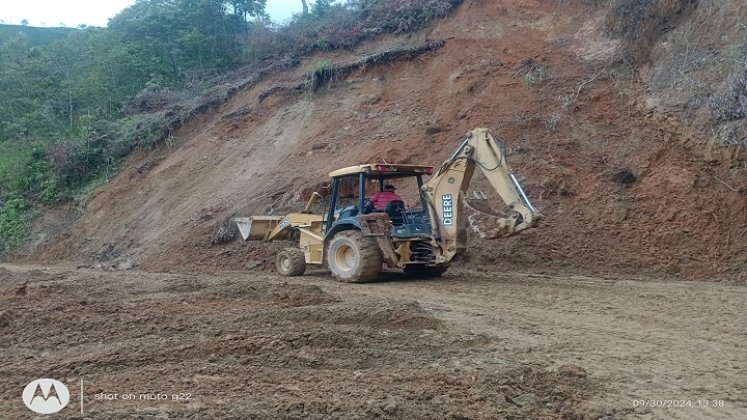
[233,216,285,241]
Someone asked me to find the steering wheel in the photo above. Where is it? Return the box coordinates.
[363,199,375,214]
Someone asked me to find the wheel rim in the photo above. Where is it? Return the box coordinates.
[280,255,290,271]
[334,243,357,272]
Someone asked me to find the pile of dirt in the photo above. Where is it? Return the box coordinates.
[24,0,747,281]
[0,267,67,291]
[206,281,337,307]
[298,300,444,331]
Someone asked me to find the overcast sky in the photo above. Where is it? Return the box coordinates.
[0,0,304,27]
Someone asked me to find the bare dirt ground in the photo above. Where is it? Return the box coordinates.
[1,264,745,419]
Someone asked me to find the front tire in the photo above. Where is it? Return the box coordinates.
[326,230,382,283]
[276,248,306,276]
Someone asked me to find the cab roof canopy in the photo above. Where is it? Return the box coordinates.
[328,164,434,179]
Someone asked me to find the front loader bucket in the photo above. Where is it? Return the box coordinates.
[232,216,285,241]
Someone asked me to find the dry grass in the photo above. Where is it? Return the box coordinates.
[305,41,445,92]
[647,0,730,109]
[606,0,698,62]
[246,0,462,63]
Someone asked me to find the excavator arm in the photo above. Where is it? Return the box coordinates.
[422,128,540,263]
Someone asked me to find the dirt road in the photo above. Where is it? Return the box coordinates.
[1,265,745,419]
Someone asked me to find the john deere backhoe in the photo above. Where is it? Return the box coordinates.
[233,128,540,282]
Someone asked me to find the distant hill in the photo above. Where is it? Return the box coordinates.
[0,24,76,46]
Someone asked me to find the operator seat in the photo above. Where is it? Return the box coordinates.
[384,200,406,226]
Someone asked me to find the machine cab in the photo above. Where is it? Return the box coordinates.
[325,164,435,240]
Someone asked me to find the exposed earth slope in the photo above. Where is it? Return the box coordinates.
[25,0,747,281]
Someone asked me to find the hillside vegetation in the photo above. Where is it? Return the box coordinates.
[0,0,461,255]
[0,24,74,46]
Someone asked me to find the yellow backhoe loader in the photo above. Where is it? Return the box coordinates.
[233,128,540,282]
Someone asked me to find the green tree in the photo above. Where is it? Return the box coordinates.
[311,0,336,17]
[108,0,265,80]
[0,195,30,254]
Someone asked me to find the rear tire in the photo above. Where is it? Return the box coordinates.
[276,248,306,276]
[327,230,382,283]
[403,264,447,278]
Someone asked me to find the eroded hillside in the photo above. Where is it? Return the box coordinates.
[30,0,747,281]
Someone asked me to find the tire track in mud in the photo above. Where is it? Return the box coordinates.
[295,269,747,419]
